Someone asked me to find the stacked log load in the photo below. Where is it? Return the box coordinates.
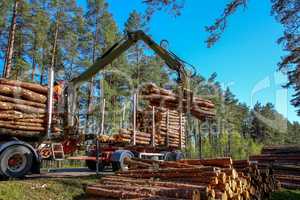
[140,83,215,120]
[0,78,60,140]
[250,145,300,190]
[98,109,186,148]
[97,84,215,149]
[86,157,278,200]
[137,107,186,148]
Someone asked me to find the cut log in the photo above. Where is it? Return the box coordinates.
[0,110,45,118]
[0,120,44,127]
[0,78,48,94]
[0,95,46,108]
[86,186,147,199]
[261,145,300,155]
[179,158,232,168]
[0,121,45,131]
[0,84,47,103]
[0,101,46,114]
[0,128,43,137]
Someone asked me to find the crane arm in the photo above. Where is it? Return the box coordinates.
[65,30,188,129]
[70,30,187,87]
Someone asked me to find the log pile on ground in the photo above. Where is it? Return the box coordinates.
[250,145,300,190]
[233,160,279,199]
[86,157,278,200]
[140,83,215,120]
[0,78,61,140]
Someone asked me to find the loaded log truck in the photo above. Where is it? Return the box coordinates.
[0,30,190,178]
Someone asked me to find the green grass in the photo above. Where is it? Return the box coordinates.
[270,189,300,200]
[0,177,299,200]
[0,176,98,200]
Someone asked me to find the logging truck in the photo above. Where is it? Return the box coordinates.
[0,30,190,178]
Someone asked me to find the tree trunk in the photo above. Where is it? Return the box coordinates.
[85,78,94,132]
[50,19,59,81]
[198,120,202,159]
[31,36,37,81]
[3,0,19,78]
[85,15,99,132]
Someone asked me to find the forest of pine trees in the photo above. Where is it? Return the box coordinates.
[0,0,299,159]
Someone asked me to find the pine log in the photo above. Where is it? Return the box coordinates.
[88,184,202,199]
[0,121,45,131]
[118,166,218,177]
[86,186,147,199]
[101,176,210,191]
[261,145,300,155]
[124,157,152,169]
[0,120,44,127]
[131,158,196,169]
[179,158,233,168]
[0,95,46,108]
[0,78,48,94]
[0,101,46,114]
[0,110,45,118]
[0,84,47,103]
[0,128,43,137]
[250,155,300,162]
[166,176,218,184]
[15,118,46,123]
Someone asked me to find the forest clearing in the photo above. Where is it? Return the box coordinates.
[0,0,299,200]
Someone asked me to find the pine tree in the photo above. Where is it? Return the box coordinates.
[124,10,146,89]
[2,0,19,78]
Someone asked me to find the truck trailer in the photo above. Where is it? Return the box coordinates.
[0,30,190,178]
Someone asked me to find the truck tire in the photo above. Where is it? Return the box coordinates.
[111,150,133,172]
[86,160,104,171]
[0,145,33,178]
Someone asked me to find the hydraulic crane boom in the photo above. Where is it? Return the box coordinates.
[65,30,189,128]
[71,30,187,87]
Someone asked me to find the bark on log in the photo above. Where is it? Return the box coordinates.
[101,176,209,191]
[0,78,48,94]
[261,145,300,155]
[0,110,45,118]
[0,101,46,114]
[131,158,196,169]
[118,166,218,175]
[15,118,46,123]
[86,186,147,199]
[0,95,46,108]
[0,120,44,127]
[0,128,43,137]
[0,84,47,103]
[179,158,232,168]
[0,121,45,131]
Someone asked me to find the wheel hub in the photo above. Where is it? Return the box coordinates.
[7,153,26,172]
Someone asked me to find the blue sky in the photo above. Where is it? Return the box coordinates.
[98,0,298,123]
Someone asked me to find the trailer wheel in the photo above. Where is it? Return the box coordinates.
[0,145,33,178]
[111,150,133,172]
[86,160,104,171]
